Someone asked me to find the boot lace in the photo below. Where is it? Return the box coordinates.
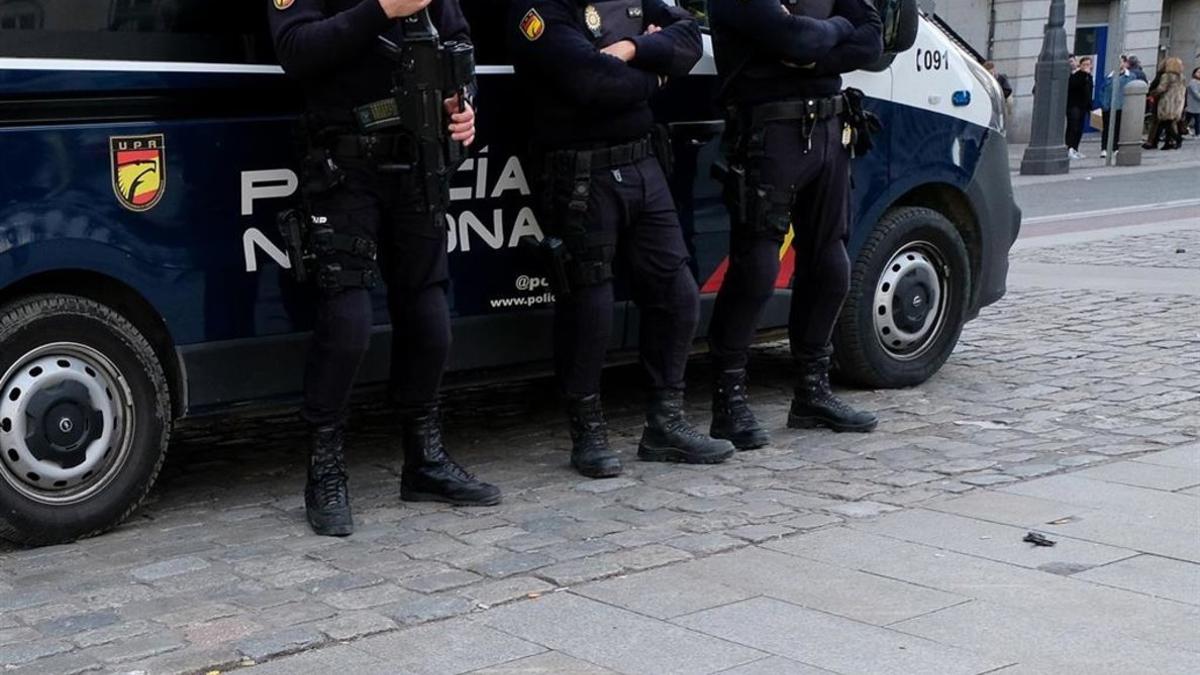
[415,417,477,483]
[311,458,349,508]
[720,382,760,429]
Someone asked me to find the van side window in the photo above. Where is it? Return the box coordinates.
[679,0,709,29]
[0,0,274,64]
[460,0,509,66]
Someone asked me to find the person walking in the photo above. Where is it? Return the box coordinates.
[269,0,502,537]
[1066,56,1093,159]
[1185,67,1200,138]
[1150,57,1187,150]
[508,0,736,477]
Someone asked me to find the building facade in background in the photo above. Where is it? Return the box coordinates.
[922,0,1200,141]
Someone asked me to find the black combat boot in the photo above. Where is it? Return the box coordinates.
[638,390,736,464]
[788,353,877,433]
[400,406,502,506]
[567,395,623,478]
[305,425,354,537]
[710,369,770,451]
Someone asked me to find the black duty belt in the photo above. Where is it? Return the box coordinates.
[547,136,654,171]
[751,96,845,127]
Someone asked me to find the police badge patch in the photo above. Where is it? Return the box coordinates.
[584,4,602,37]
[520,8,545,41]
[273,0,294,10]
[110,134,166,212]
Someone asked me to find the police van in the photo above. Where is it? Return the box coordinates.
[0,0,1018,545]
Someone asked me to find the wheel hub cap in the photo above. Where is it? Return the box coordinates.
[0,344,132,504]
[26,381,104,470]
[873,243,949,361]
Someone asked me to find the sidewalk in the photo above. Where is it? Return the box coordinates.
[1009,132,1200,187]
[245,444,1200,675]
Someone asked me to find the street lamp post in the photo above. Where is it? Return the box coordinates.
[1019,0,1070,175]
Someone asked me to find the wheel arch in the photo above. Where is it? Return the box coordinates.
[889,182,981,306]
[0,270,186,419]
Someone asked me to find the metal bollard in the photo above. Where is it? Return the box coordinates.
[1117,80,1148,166]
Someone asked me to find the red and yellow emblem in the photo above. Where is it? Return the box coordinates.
[110,134,166,212]
[273,0,294,10]
[520,9,545,41]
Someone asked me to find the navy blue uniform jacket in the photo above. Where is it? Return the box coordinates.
[710,0,882,105]
[507,0,702,147]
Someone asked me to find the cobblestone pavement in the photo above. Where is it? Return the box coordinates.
[1,224,1198,674]
[1012,227,1199,269]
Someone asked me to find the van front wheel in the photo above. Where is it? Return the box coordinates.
[835,207,971,389]
[0,294,170,546]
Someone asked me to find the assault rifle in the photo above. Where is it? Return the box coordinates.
[372,9,476,210]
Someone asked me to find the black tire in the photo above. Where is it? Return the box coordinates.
[835,207,971,389]
[0,294,170,546]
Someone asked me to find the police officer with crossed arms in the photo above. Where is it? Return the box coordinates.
[508,0,736,478]
[269,0,500,537]
[706,0,883,449]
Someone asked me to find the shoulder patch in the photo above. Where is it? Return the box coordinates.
[520,8,545,42]
[273,0,294,10]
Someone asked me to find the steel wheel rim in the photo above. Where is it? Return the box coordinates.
[872,241,951,361]
[0,342,135,505]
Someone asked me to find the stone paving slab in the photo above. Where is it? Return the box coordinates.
[477,592,765,675]
[849,508,1139,571]
[573,566,752,620]
[1071,554,1200,605]
[765,528,1200,651]
[999,474,1199,532]
[675,597,1011,675]
[891,600,1200,675]
[674,546,967,626]
[468,651,619,674]
[1069,459,1200,492]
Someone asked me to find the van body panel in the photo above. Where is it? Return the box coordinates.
[1,11,1018,418]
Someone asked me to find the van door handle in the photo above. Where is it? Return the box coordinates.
[669,120,725,146]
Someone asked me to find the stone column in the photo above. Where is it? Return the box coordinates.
[1116,79,1149,166]
[991,0,1081,142]
[1020,0,1071,175]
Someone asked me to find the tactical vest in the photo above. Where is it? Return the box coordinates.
[579,0,645,49]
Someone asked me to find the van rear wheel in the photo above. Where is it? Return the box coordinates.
[835,207,970,388]
[0,294,169,546]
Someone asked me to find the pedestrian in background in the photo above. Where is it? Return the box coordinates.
[1149,57,1187,150]
[1185,67,1200,137]
[1127,55,1147,83]
[1066,56,1093,159]
[1143,59,1165,149]
[985,61,1013,123]
[1099,57,1132,158]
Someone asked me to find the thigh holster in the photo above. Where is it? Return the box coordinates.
[536,139,651,292]
[715,112,795,242]
[311,225,379,293]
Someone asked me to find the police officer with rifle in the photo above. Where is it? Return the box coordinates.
[269,0,500,538]
[509,0,736,478]
[706,0,884,450]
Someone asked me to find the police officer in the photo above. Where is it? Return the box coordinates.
[706,0,883,449]
[269,0,500,537]
[508,0,735,478]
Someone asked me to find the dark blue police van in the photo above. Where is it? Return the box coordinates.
[0,0,1018,545]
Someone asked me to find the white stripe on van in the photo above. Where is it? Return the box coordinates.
[0,58,516,76]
